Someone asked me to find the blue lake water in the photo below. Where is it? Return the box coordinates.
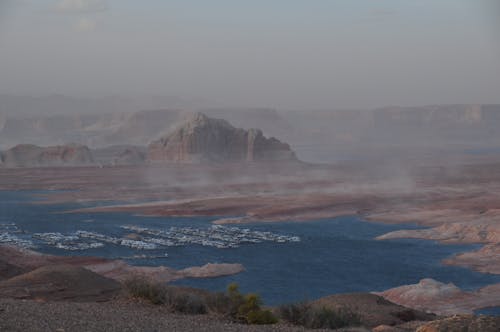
[475,307,500,316]
[1,190,500,306]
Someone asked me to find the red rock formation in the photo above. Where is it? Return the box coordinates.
[148,113,296,163]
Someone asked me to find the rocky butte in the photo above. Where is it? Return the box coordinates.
[0,143,94,168]
[148,113,297,163]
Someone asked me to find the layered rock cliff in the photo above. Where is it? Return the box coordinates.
[0,144,94,168]
[148,113,296,163]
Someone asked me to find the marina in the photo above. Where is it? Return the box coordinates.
[0,222,301,252]
[0,223,35,249]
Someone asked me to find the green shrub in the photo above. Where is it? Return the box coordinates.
[206,283,277,325]
[237,293,261,319]
[279,303,361,329]
[124,279,277,324]
[278,302,311,325]
[205,291,233,314]
[246,309,279,325]
[124,277,207,314]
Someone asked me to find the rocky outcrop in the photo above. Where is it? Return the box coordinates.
[1,143,94,168]
[148,113,296,163]
[444,243,500,274]
[376,279,500,316]
[177,263,244,278]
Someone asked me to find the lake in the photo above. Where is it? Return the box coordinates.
[1,190,499,306]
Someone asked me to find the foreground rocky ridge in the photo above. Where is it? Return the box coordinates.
[1,296,497,332]
[0,298,332,332]
[0,246,497,331]
[0,245,442,332]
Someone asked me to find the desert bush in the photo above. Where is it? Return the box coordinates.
[206,283,277,325]
[167,290,207,315]
[124,277,207,314]
[124,279,277,323]
[124,276,166,305]
[237,293,261,319]
[279,303,361,329]
[307,307,361,329]
[206,283,245,317]
[278,302,311,325]
[246,309,279,325]
[205,291,233,314]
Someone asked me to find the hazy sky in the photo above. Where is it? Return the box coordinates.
[0,0,499,109]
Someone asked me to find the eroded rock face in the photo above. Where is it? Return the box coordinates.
[1,143,94,168]
[377,279,469,315]
[148,113,296,163]
[376,278,500,316]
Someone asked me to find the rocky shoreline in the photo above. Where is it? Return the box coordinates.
[0,245,244,286]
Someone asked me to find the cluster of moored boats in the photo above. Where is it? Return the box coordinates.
[0,222,301,252]
[0,223,35,249]
[121,224,301,249]
[32,232,105,251]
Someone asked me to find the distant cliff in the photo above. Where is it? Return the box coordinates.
[148,113,297,163]
[0,144,94,168]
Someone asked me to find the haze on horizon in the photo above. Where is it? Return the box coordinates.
[0,0,499,110]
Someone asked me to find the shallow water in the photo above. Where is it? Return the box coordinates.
[1,190,499,305]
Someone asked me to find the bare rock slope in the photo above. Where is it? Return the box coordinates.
[148,113,296,163]
[0,264,121,302]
